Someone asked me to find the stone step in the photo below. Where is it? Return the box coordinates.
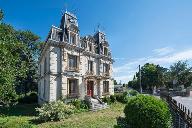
[90,103,109,111]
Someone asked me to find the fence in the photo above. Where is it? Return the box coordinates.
[165,95,192,128]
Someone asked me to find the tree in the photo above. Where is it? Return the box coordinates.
[114,79,118,85]
[0,9,41,106]
[169,61,192,88]
[128,79,139,91]
[140,63,168,92]
[128,63,167,93]
[15,31,41,94]
[0,24,27,106]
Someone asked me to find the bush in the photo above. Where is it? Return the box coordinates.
[69,99,89,110]
[124,95,172,128]
[102,96,111,104]
[36,100,75,122]
[128,89,138,96]
[70,99,81,109]
[80,100,89,110]
[115,92,129,103]
[18,92,38,104]
[110,95,117,103]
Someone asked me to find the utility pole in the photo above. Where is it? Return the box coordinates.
[139,65,142,93]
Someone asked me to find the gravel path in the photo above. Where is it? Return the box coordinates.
[172,96,192,112]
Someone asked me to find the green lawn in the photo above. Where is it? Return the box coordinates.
[0,103,125,128]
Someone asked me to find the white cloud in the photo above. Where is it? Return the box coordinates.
[152,47,174,56]
[113,48,192,83]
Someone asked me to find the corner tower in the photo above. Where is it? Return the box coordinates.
[60,11,80,45]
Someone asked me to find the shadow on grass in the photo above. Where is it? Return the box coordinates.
[0,103,39,117]
[29,117,61,125]
[29,118,44,125]
[114,116,129,128]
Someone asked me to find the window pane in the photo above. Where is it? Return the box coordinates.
[69,79,77,94]
[68,55,77,68]
[103,81,109,93]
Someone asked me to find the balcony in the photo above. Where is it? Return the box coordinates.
[86,70,95,76]
[65,67,79,72]
[67,93,79,98]
[102,92,110,96]
[102,72,110,76]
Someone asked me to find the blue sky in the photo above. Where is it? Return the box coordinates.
[1,0,192,83]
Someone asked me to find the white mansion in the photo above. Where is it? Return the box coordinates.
[38,11,114,104]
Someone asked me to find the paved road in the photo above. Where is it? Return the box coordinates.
[172,96,192,112]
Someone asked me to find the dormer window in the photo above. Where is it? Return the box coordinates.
[95,46,99,54]
[89,44,92,52]
[70,34,76,44]
[104,47,108,56]
[88,60,93,72]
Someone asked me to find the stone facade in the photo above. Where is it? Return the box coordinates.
[38,11,114,104]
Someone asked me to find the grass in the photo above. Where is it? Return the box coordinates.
[0,103,125,128]
[0,103,38,116]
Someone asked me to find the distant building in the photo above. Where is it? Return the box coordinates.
[38,11,114,104]
[114,84,124,92]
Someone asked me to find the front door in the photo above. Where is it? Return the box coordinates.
[87,81,94,97]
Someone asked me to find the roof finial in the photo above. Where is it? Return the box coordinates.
[64,3,68,13]
[97,23,101,32]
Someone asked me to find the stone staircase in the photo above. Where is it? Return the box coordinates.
[85,96,109,112]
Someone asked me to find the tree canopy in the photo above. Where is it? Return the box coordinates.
[169,61,192,88]
[128,61,192,92]
[0,9,41,106]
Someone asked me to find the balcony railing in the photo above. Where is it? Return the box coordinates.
[67,93,79,98]
[102,92,110,96]
[65,67,79,72]
[86,70,95,76]
[102,72,110,76]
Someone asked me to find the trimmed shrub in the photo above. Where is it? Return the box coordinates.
[36,100,75,122]
[124,95,172,128]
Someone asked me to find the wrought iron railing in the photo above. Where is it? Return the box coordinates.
[163,94,192,128]
[67,93,79,98]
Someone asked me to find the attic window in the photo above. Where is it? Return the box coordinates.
[89,44,92,52]
[104,47,108,56]
[70,34,76,44]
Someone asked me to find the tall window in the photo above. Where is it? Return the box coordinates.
[68,79,78,97]
[103,63,109,73]
[70,34,76,44]
[88,60,93,72]
[68,55,77,70]
[95,46,99,54]
[89,44,92,52]
[103,81,109,93]
[104,47,108,56]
